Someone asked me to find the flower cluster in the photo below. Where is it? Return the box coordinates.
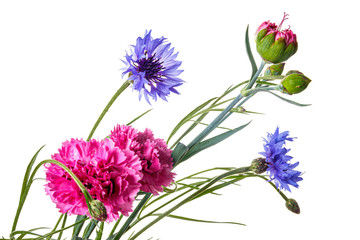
[259,127,303,191]
[122,30,184,104]
[45,125,174,222]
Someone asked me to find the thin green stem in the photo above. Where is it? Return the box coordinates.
[241,86,278,97]
[128,167,251,240]
[47,214,64,240]
[255,175,288,201]
[108,215,123,237]
[95,222,105,240]
[244,60,266,90]
[87,80,131,141]
[57,213,67,240]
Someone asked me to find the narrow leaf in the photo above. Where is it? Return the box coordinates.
[72,215,87,237]
[12,145,45,232]
[267,91,311,107]
[245,25,257,78]
[151,214,245,226]
[193,175,247,200]
[82,220,98,239]
[126,109,152,125]
[182,122,251,161]
[167,97,217,144]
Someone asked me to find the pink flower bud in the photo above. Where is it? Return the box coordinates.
[255,13,298,63]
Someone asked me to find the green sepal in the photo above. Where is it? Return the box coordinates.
[282,42,298,62]
[182,121,251,161]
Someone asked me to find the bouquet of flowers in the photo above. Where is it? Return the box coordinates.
[7,13,311,240]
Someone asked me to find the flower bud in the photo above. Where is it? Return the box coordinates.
[255,13,298,64]
[280,72,311,95]
[89,199,107,221]
[251,157,268,174]
[285,198,300,214]
[264,63,285,76]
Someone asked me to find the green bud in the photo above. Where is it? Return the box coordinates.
[280,72,311,95]
[264,63,286,76]
[251,157,268,174]
[286,198,300,214]
[89,200,107,221]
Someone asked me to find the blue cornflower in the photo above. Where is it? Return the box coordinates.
[259,127,303,192]
[122,30,184,104]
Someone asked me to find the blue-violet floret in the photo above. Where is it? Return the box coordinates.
[122,30,184,104]
[259,127,303,192]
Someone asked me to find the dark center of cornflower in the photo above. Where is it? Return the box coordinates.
[134,53,165,83]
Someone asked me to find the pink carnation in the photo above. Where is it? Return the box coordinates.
[45,138,142,222]
[110,125,175,195]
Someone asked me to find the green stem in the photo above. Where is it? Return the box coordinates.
[241,86,278,97]
[95,222,105,240]
[243,60,266,90]
[108,215,123,237]
[57,213,67,240]
[47,214,64,240]
[255,175,288,201]
[87,80,131,141]
[129,167,251,240]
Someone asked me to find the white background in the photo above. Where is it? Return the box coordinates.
[1,0,359,239]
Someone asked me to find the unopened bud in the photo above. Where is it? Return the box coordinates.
[255,13,298,63]
[280,72,311,95]
[251,157,268,174]
[264,63,285,76]
[286,198,300,214]
[89,200,107,221]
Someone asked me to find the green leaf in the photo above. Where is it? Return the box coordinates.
[169,82,248,149]
[12,145,45,232]
[182,121,251,161]
[151,214,245,226]
[82,220,98,239]
[245,25,258,78]
[72,215,88,237]
[171,142,189,166]
[267,91,311,107]
[126,109,152,125]
[167,97,217,144]
[193,175,248,200]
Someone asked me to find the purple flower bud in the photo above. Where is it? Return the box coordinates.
[286,198,300,214]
